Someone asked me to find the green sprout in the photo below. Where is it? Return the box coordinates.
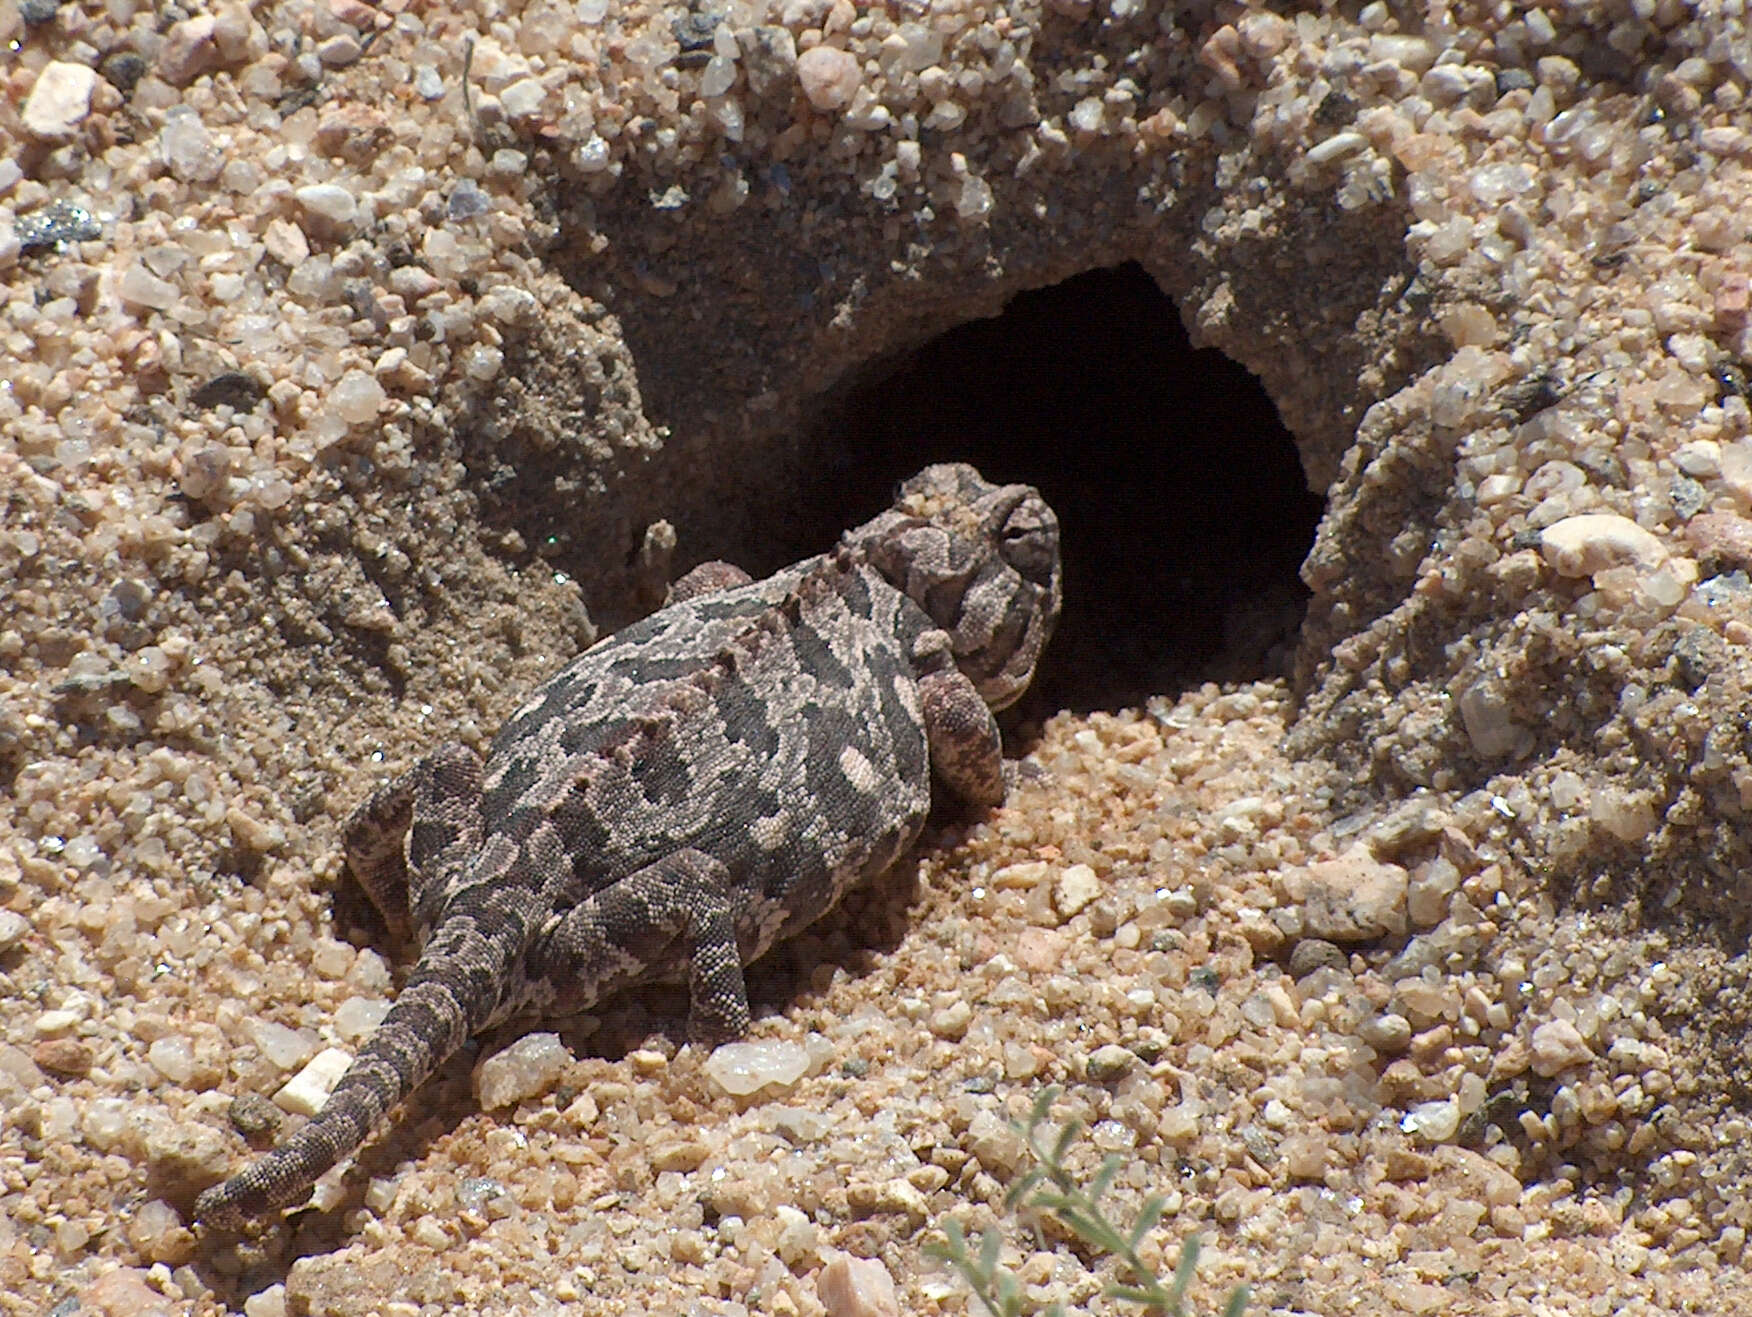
[928,1086,1249,1317]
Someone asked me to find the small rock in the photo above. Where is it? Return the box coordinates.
[16,199,102,252]
[1539,513,1668,578]
[160,105,222,182]
[500,77,547,118]
[1288,937,1348,978]
[0,909,29,952]
[22,61,99,142]
[1280,848,1409,942]
[331,996,391,1043]
[928,1000,972,1040]
[120,261,180,312]
[1053,862,1102,918]
[144,1120,232,1200]
[846,1178,928,1224]
[274,1047,353,1114]
[964,1109,1027,1175]
[1434,1145,1521,1207]
[242,1284,289,1317]
[190,371,266,413]
[1281,1132,1329,1178]
[317,32,362,67]
[774,1203,820,1267]
[817,1250,900,1317]
[147,1035,196,1085]
[99,50,148,94]
[1529,1019,1594,1077]
[1401,1097,1461,1143]
[1685,511,1752,567]
[1086,1043,1135,1081]
[247,1018,317,1071]
[32,1038,93,1077]
[650,1139,711,1172]
[703,1039,810,1096]
[1357,1012,1413,1053]
[766,1106,830,1144]
[294,183,360,235]
[796,45,861,111]
[227,1092,282,1138]
[475,1031,571,1109]
[329,368,386,424]
[159,14,219,86]
[79,1267,165,1317]
[741,26,798,99]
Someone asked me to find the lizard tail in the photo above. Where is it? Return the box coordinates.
[194,967,477,1229]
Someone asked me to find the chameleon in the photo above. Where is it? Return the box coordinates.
[194,462,1061,1228]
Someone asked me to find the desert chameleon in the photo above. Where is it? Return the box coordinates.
[195,463,1061,1228]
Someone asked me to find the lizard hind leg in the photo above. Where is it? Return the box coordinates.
[533,847,752,1047]
[341,741,485,943]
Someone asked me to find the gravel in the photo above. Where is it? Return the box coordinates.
[4,0,1752,1312]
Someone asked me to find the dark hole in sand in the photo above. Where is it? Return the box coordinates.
[791,262,1326,713]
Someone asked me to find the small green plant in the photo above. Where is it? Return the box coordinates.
[928,1086,1249,1317]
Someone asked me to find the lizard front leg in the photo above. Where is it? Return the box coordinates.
[913,627,1007,808]
[531,848,751,1046]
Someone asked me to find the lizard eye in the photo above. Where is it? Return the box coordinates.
[998,500,1058,585]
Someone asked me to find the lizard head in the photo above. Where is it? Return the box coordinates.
[860,463,1062,710]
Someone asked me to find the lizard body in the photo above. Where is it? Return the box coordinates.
[195,463,1061,1228]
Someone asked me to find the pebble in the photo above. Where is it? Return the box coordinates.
[928,999,972,1039]
[318,33,363,67]
[228,1092,282,1137]
[1086,1042,1135,1080]
[1288,937,1348,978]
[741,26,798,99]
[796,46,861,111]
[32,1038,94,1077]
[15,199,101,252]
[160,106,223,183]
[242,1285,289,1317]
[294,183,361,234]
[248,1018,317,1071]
[330,368,387,424]
[147,1036,196,1085]
[1435,1146,1521,1207]
[1539,514,1668,578]
[274,1047,353,1114]
[120,261,180,312]
[817,1250,900,1317]
[501,77,547,119]
[1358,1012,1413,1053]
[1401,1097,1462,1143]
[332,995,391,1042]
[703,1039,810,1096]
[475,1031,571,1109]
[22,62,99,142]
[1280,849,1409,942]
[98,49,148,94]
[1530,1019,1595,1077]
[1684,511,1752,567]
[1053,861,1102,917]
[0,909,28,952]
[77,1268,170,1317]
[159,14,219,86]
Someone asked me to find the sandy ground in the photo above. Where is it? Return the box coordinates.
[6,0,1752,1313]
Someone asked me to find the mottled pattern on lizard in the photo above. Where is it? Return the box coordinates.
[194,463,1061,1228]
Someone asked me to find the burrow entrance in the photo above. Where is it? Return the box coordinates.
[779,263,1325,712]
